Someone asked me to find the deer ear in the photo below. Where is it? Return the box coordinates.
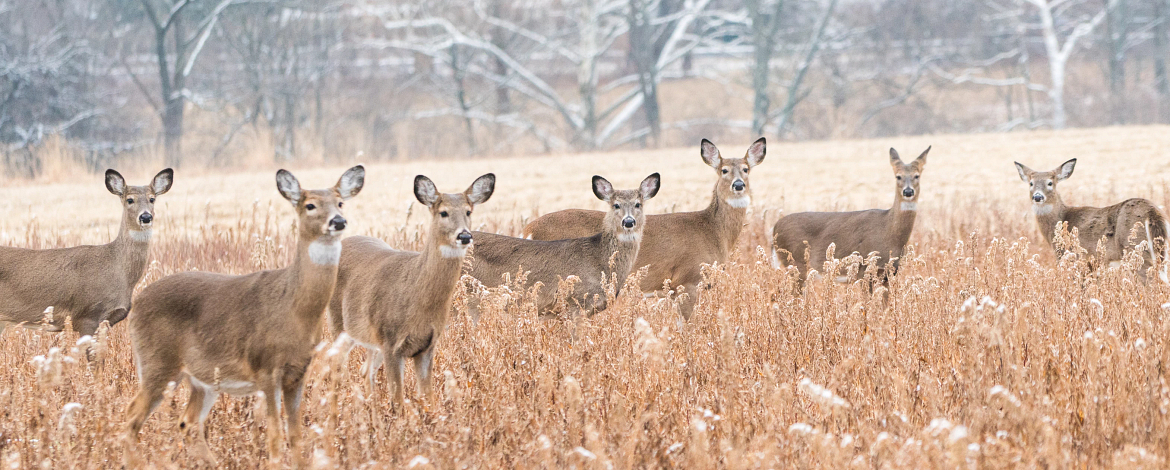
[275,170,302,203]
[1014,162,1033,183]
[700,139,721,169]
[913,146,930,169]
[414,175,439,206]
[745,137,766,167]
[640,173,661,200]
[1056,158,1076,181]
[151,168,174,195]
[105,169,126,196]
[592,175,614,201]
[336,165,365,200]
[889,148,903,167]
[465,173,496,206]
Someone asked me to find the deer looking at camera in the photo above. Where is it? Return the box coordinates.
[123,166,364,468]
[469,173,660,317]
[1015,158,1168,281]
[0,169,172,336]
[524,139,764,319]
[329,173,495,411]
[771,147,930,285]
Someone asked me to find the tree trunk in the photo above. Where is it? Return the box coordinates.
[1104,0,1127,124]
[162,99,184,168]
[748,0,783,137]
[628,0,660,147]
[1156,0,1169,122]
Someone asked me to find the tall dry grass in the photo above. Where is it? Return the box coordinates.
[0,126,1169,468]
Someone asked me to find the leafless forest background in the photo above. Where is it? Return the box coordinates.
[2,0,1169,176]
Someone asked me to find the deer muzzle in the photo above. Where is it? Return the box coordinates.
[1032,192,1045,203]
[456,230,473,245]
[138,212,153,225]
[622,217,636,229]
[902,188,915,199]
[328,215,347,232]
[731,180,745,192]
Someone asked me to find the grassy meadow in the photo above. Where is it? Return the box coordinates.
[2,125,1170,468]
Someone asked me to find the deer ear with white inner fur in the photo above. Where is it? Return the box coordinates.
[913,146,930,169]
[592,175,614,201]
[275,170,302,203]
[640,173,661,200]
[1014,162,1033,183]
[105,169,126,196]
[336,165,365,200]
[151,168,174,195]
[889,148,903,166]
[700,139,721,169]
[745,137,766,167]
[1056,158,1076,181]
[414,175,439,206]
[466,173,496,206]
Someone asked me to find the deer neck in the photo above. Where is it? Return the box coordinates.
[704,187,748,253]
[888,196,918,247]
[111,217,152,286]
[288,235,342,327]
[600,222,642,281]
[414,229,467,319]
[1033,192,1067,240]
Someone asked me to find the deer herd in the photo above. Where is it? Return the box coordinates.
[0,138,1166,467]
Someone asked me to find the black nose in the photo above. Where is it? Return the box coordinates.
[329,216,346,231]
[1033,193,1044,202]
[732,180,745,191]
[902,188,915,198]
[622,217,636,229]
[456,231,473,245]
[139,213,153,224]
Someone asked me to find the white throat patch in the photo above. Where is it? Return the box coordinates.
[726,196,751,208]
[617,231,641,243]
[308,240,341,265]
[1033,204,1054,215]
[128,229,152,242]
[440,244,468,259]
[900,202,917,211]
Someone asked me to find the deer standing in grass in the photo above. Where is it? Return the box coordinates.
[523,139,764,319]
[329,173,495,410]
[0,169,172,336]
[470,173,660,317]
[1015,158,1168,281]
[771,147,929,284]
[123,166,364,468]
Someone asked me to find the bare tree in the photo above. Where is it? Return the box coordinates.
[1026,0,1118,129]
[746,0,785,137]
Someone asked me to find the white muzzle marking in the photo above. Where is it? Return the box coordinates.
[309,240,341,265]
[1033,204,1054,215]
[617,231,641,243]
[129,229,152,242]
[726,195,751,208]
[901,202,917,211]
[440,244,468,259]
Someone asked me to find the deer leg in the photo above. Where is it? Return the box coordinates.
[123,369,174,468]
[180,377,220,466]
[360,346,384,391]
[413,346,436,408]
[282,375,307,469]
[387,353,406,413]
[260,380,284,469]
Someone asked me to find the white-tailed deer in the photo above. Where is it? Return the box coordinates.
[329,173,495,411]
[470,173,660,316]
[1015,158,1168,281]
[771,147,930,284]
[0,168,172,336]
[523,138,764,319]
[123,166,364,468]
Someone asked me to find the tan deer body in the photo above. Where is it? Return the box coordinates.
[771,147,929,282]
[471,174,660,316]
[0,169,172,336]
[523,139,764,319]
[1015,159,1168,280]
[123,166,365,468]
[329,174,495,410]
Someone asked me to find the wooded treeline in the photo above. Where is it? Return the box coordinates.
[2,0,1167,174]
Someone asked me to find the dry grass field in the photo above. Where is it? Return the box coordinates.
[2,125,1170,468]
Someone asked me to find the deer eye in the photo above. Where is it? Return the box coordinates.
[305,203,316,210]
[896,176,902,181]
[126,198,134,204]
[721,168,729,174]
[440,211,448,218]
[338,202,344,208]
[149,197,155,203]
[1029,181,1034,187]
[743,167,750,173]
[613,204,620,210]
[635,203,641,208]
[1047,181,1053,188]
[466,210,471,216]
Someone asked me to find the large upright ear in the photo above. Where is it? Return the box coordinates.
[640,173,661,200]
[335,165,365,200]
[1056,158,1076,181]
[700,139,721,169]
[105,169,126,196]
[414,175,439,206]
[745,137,766,167]
[889,148,903,167]
[465,173,496,206]
[151,168,174,195]
[912,146,930,170]
[276,169,302,203]
[1014,162,1033,183]
[592,175,614,201]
